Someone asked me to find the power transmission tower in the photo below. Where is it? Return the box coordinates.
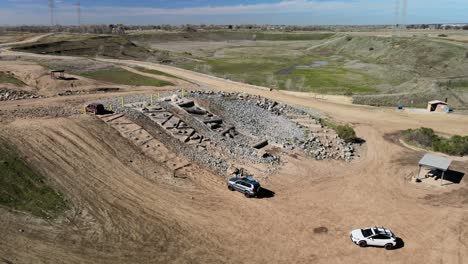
[402,0,408,32]
[394,0,408,37]
[49,0,55,26]
[77,0,81,26]
[394,0,400,35]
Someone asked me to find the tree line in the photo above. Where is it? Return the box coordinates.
[1,23,467,35]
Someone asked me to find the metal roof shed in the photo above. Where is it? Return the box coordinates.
[417,154,452,185]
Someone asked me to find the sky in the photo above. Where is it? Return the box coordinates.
[0,0,467,26]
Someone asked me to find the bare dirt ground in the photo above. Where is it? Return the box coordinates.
[0,33,46,46]
[0,36,467,264]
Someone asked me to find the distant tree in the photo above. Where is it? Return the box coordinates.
[161,24,171,31]
[184,24,197,32]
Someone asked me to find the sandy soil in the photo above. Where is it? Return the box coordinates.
[0,36,467,264]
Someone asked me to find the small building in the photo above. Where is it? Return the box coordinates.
[50,70,65,79]
[427,100,449,112]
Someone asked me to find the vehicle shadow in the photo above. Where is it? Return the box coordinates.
[362,237,404,250]
[394,237,405,249]
[256,187,275,199]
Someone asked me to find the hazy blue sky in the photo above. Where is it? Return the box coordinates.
[0,0,467,25]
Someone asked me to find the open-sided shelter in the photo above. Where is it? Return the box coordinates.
[417,153,452,185]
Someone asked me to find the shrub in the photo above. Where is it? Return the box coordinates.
[402,128,468,156]
[336,125,357,143]
[433,135,468,156]
[402,127,438,148]
[343,89,353,96]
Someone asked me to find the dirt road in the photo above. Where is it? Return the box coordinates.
[0,33,53,49]
[99,58,468,135]
[0,40,467,264]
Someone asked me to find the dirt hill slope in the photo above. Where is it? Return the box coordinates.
[0,116,234,263]
[12,35,152,59]
[324,35,468,78]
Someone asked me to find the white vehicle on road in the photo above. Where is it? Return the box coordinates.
[350,227,398,250]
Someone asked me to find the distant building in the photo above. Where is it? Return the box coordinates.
[441,23,468,30]
[110,24,125,35]
[427,100,449,112]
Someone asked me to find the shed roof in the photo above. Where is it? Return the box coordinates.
[419,153,452,171]
[428,100,447,105]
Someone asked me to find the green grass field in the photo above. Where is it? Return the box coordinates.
[80,68,173,86]
[167,34,468,97]
[134,66,181,79]
[0,141,68,218]
[182,54,378,94]
[284,67,377,94]
[0,72,25,86]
